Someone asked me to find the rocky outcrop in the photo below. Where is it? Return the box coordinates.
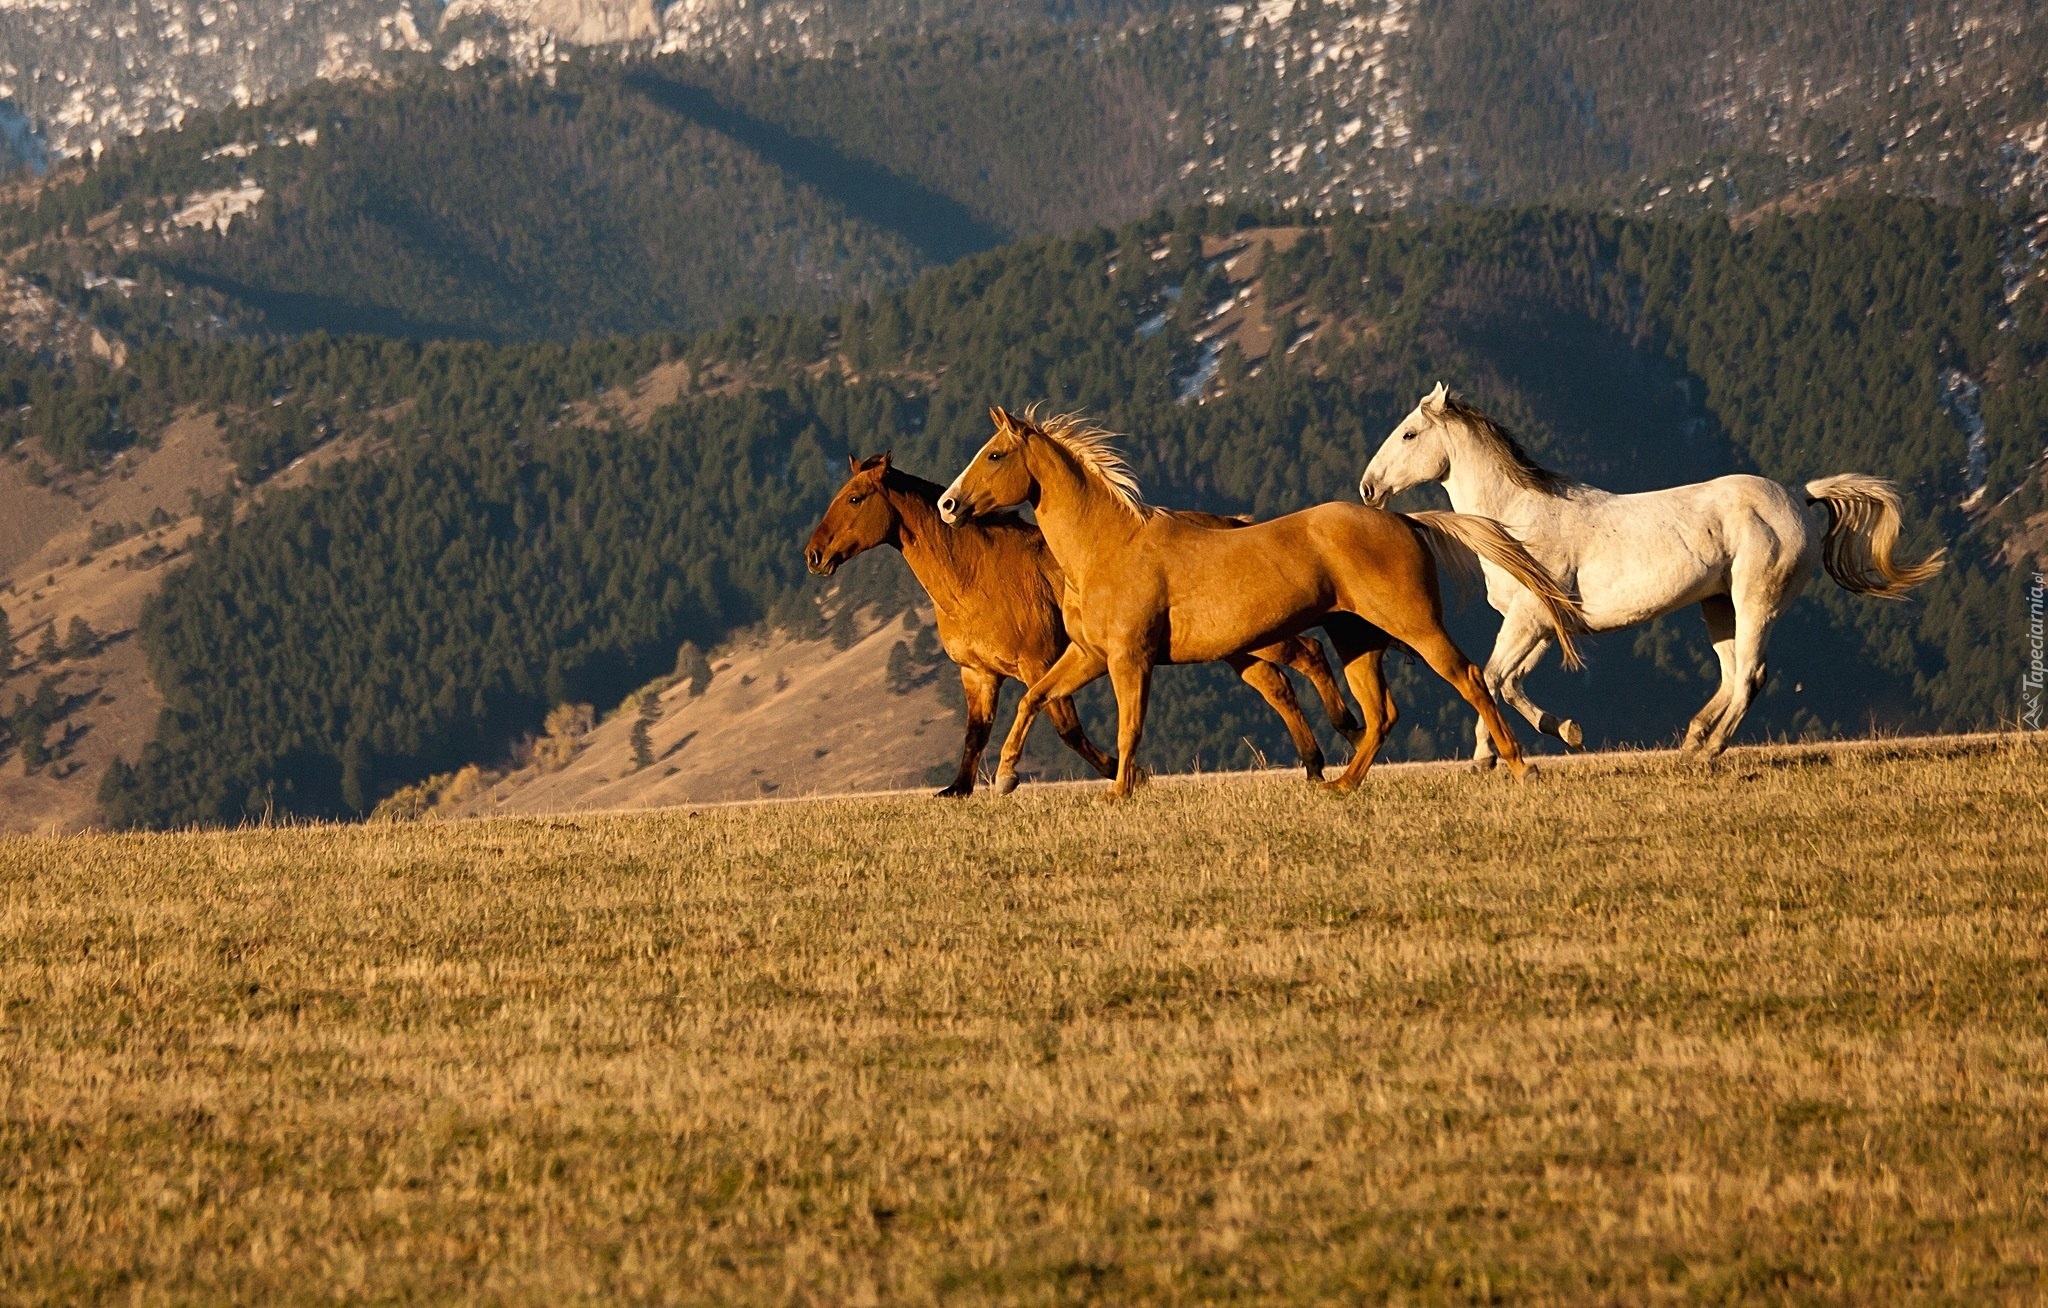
[446,0,660,45]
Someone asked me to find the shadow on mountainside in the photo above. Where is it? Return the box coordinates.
[163,266,491,341]
[625,72,1004,266]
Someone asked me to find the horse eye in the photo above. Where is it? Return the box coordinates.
[988,450,1005,462]
[848,494,863,505]
[1402,432,1416,441]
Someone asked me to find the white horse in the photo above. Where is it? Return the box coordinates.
[1358,383,1946,760]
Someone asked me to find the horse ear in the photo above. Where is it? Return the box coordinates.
[876,451,892,472]
[847,453,862,472]
[1425,381,1448,409]
[988,405,1009,430]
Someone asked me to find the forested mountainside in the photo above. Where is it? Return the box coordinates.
[45,198,2042,828]
[7,1,2048,347]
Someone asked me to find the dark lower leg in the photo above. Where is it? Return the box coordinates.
[1234,656,1325,781]
[1045,695,1116,778]
[1280,635,1361,735]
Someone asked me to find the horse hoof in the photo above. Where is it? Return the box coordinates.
[1472,755,1498,772]
[934,782,972,799]
[993,772,1019,796]
[1559,720,1584,750]
[1319,778,1356,795]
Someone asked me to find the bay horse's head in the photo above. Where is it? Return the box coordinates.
[805,453,900,576]
[938,407,1036,524]
[1359,381,1455,508]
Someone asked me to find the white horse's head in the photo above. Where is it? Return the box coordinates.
[1358,381,1454,507]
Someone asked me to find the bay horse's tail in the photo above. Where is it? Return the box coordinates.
[1405,510,1587,670]
[1803,474,1946,599]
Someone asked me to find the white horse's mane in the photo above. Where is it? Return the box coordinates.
[1026,406,1155,518]
[1438,396,1576,497]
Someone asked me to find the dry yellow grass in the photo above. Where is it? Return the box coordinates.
[3,738,2047,1303]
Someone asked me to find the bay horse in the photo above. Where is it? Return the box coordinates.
[1358,383,1946,760]
[805,454,1362,796]
[937,408,1586,798]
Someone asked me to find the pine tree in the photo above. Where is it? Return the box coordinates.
[629,692,661,770]
[674,642,714,697]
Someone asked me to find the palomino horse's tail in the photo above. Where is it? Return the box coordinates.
[1405,510,1587,670]
[1803,474,1946,599]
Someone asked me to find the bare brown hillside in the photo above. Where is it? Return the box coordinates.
[0,413,236,832]
[443,608,966,817]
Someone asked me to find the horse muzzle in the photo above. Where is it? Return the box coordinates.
[1358,474,1387,508]
[805,548,840,577]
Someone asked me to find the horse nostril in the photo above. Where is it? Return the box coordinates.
[939,496,957,517]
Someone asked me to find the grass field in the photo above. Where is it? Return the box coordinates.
[4,738,2047,1303]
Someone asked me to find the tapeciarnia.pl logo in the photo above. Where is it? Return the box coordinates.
[2025,573,2046,729]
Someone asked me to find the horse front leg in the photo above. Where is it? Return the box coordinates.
[1698,589,1780,757]
[1479,608,1578,765]
[993,645,1108,795]
[1104,651,1155,800]
[937,665,1001,797]
[1044,694,1117,779]
[1271,634,1362,742]
[1230,654,1325,782]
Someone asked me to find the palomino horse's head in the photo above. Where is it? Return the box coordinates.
[805,453,901,576]
[938,407,1036,524]
[1358,381,1455,508]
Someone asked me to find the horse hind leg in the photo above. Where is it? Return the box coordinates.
[1230,654,1325,782]
[1699,589,1783,757]
[1681,596,1738,752]
[1405,622,1532,780]
[1321,614,1396,793]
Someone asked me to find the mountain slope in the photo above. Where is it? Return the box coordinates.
[60,199,2043,830]
[8,2,2048,352]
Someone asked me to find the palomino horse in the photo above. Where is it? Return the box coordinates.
[1358,383,1947,760]
[937,408,1586,798]
[806,454,1362,795]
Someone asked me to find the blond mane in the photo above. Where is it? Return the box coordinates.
[1023,405,1154,518]
[1437,395,1576,497]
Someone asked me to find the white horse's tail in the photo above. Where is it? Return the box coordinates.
[1803,474,1946,599]
[1406,510,1587,670]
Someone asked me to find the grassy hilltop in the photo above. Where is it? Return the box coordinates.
[4,739,2047,1301]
